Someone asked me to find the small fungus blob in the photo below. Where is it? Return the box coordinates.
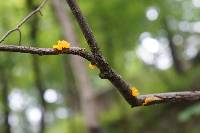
[143,96,161,105]
[131,87,139,96]
[53,40,71,50]
[89,63,96,70]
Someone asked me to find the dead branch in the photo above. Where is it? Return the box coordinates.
[0,0,200,108]
[0,44,95,62]
[65,0,138,106]
[0,0,48,44]
[136,90,200,107]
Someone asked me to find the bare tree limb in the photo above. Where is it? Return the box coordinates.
[65,0,99,54]
[136,91,200,107]
[65,0,200,107]
[0,44,95,62]
[65,0,138,106]
[16,29,22,45]
[0,0,48,44]
[0,0,200,108]
[0,47,200,107]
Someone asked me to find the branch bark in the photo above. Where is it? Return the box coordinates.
[64,0,200,107]
[0,0,200,108]
[0,0,48,44]
[0,45,95,62]
[136,91,200,106]
[65,0,138,106]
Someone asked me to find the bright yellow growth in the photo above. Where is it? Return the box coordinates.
[89,63,96,69]
[143,96,161,105]
[131,87,139,96]
[53,40,71,50]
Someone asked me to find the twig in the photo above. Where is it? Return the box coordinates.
[0,44,95,62]
[135,90,200,107]
[65,0,200,107]
[65,0,99,54]
[0,0,199,108]
[65,0,138,106]
[0,0,48,44]
[16,29,22,45]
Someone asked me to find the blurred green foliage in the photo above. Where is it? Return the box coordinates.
[0,0,200,133]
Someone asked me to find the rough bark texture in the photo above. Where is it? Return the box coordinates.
[136,91,200,106]
[65,0,138,106]
[52,0,101,132]
[0,0,200,109]
[0,68,11,133]
[0,45,94,61]
[0,0,48,44]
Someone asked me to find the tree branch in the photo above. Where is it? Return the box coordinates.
[136,91,200,107]
[65,0,200,108]
[1,44,200,107]
[65,0,99,54]
[65,0,138,106]
[0,0,48,44]
[1,0,199,108]
[0,45,95,62]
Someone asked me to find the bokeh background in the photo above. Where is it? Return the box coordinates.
[0,0,200,133]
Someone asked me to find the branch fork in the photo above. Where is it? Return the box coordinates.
[0,0,200,107]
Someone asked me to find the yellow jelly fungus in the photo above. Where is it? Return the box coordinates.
[143,96,161,105]
[53,45,62,50]
[53,40,71,50]
[89,63,96,70]
[131,87,139,97]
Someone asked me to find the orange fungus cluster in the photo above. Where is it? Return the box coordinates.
[131,87,139,97]
[89,63,96,70]
[143,96,161,105]
[53,40,71,50]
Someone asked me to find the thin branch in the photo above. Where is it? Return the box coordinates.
[0,0,48,44]
[16,29,22,45]
[65,0,99,54]
[64,0,200,108]
[65,0,138,106]
[0,45,95,62]
[1,0,199,108]
[135,90,200,107]
[1,47,200,108]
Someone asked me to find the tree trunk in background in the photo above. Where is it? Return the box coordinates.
[62,56,80,111]
[0,68,11,133]
[163,18,184,74]
[31,56,46,133]
[26,0,46,133]
[52,0,101,133]
[61,56,81,133]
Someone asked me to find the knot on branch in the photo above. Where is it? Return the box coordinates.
[99,72,110,79]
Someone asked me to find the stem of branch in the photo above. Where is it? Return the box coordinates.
[65,0,99,54]
[0,0,48,44]
[65,0,138,106]
[135,90,200,107]
[1,0,200,108]
[0,44,95,62]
